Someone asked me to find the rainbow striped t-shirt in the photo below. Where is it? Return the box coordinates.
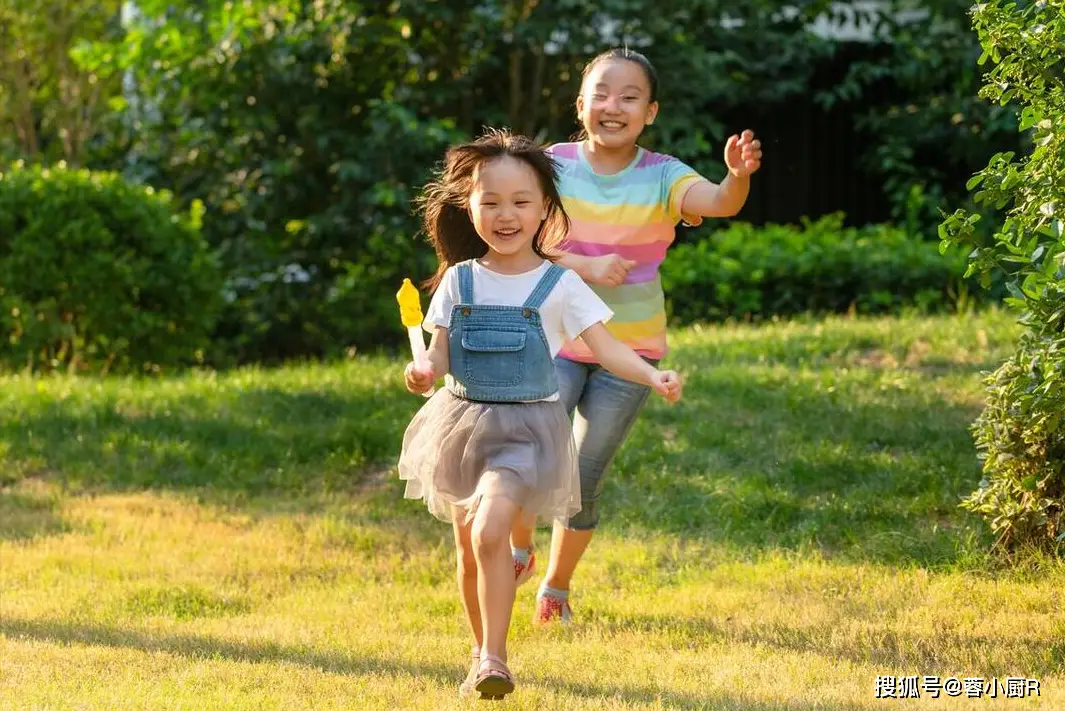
[547,142,705,363]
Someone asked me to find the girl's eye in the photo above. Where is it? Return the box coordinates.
[592,94,607,101]
[516,201,530,206]
[623,96,638,102]
[481,202,496,207]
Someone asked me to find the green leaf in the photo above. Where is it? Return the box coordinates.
[1019,106,1043,131]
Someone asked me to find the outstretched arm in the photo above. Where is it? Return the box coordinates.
[579,323,682,403]
[680,174,751,218]
[555,252,636,287]
[680,129,763,219]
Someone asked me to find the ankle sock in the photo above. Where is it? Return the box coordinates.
[512,546,531,565]
[539,584,568,600]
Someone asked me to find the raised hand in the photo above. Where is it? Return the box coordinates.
[725,129,762,178]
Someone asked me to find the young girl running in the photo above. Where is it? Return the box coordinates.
[397,128,682,699]
[509,48,763,623]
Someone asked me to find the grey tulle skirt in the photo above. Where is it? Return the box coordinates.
[398,389,580,524]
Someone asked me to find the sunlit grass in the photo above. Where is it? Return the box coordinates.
[2,308,1062,709]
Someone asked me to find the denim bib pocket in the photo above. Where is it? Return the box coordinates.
[461,327,526,386]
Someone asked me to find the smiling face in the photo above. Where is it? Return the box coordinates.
[577,57,658,151]
[467,155,549,261]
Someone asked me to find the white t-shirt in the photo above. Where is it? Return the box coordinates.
[424,260,613,399]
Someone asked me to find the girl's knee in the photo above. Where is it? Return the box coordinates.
[472,518,510,557]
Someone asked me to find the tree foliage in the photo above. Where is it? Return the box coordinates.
[0,0,1009,362]
[0,0,123,165]
[940,0,1065,552]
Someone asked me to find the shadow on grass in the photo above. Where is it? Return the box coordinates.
[544,678,873,711]
[587,612,1065,680]
[0,615,457,681]
[1,386,415,500]
[0,616,874,710]
[2,357,994,566]
[603,363,993,567]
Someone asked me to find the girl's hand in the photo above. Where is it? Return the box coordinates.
[725,129,762,178]
[586,254,636,287]
[404,361,435,394]
[650,369,682,403]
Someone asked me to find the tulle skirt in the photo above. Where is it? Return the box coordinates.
[398,389,580,524]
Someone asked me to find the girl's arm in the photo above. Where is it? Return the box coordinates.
[555,252,636,287]
[405,327,449,394]
[554,252,594,280]
[426,326,449,377]
[680,130,762,219]
[680,173,750,219]
[579,323,682,402]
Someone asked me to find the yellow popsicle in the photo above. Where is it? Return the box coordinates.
[396,278,423,328]
[396,278,433,397]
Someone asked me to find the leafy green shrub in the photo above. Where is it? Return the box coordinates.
[940,0,1065,552]
[964,332,1065,550]
[661,214,976,324]
[0,162,221,373]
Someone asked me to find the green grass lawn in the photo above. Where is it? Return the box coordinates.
[2,309,1063,709]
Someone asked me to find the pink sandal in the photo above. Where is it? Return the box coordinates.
[514,548,537,587]
[458,645,480,699]
[474,652,515,699]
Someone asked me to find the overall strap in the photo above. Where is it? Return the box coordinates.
[456,260,475,304]
[522,264,565,309]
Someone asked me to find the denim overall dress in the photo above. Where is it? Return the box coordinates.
[447,260,563,403]
[397,259,582,524]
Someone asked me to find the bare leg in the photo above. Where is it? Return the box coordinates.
[510,510,536,550]
[543,520,595,591]
[471,492,521,661]
[451,507,481,648]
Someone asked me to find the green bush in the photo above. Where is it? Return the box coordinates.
[940,1,1065,553]
[964,331,1065,551]
[0,162,222,373]
[661,214,975,324]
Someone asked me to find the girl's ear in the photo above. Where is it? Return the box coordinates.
[646,101,659,126]
[575,93,585,118]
